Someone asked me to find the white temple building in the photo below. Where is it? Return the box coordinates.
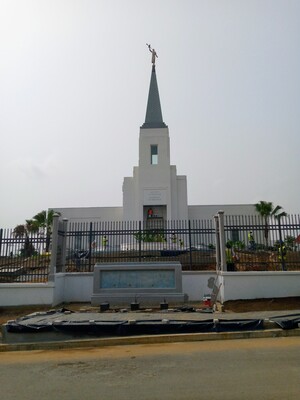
[53,57,256,223]
[123,64,188,222]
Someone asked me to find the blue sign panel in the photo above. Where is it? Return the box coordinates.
[100,269,175,289]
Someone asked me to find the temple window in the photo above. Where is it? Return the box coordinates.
[151,145,158,165]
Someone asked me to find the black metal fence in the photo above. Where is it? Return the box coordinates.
[64,219,216,272]
[1,214,300,282]
[63,216,300,273]
[0,228,50,283]
[224,214,300,271]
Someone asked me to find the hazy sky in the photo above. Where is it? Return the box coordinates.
[1,0,299,228]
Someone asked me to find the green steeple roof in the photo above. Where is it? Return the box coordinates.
[141,65,167,129]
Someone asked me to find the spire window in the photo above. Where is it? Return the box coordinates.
[151,145,158,165]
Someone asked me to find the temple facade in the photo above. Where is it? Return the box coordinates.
[123,65,188,223]
[53,62,256,223]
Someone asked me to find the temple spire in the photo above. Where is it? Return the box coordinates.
[142,64,167,129]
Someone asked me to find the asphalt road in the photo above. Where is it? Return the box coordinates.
[1,337,300,400]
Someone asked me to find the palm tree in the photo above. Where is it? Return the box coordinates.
[31,210,59,252]
[13,221,38,257]
[255,201,286,248]
[255,201,272,247]
[14,210,59,254]
[272,205,287,221]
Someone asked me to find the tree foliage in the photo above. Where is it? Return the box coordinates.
[255,201,287,247]
[13,209,59,254]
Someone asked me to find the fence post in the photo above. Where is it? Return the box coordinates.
[49,213,60,282]
[88,222,93,271]
[60,218,68,273]
[218,211,227,271]
[138,221,142,262]
[0,229,3,257]
[214,215,221,270]
[188,220,192,270]
[277,217,286,271]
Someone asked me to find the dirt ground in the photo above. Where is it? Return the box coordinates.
[223,296,300,312]
[1,297,300,326]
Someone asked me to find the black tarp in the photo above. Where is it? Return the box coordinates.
[215,319,264,332]
[6,318,267,336]
[5,321,53,333]
[270,313,300,330]
[6,319,216,336]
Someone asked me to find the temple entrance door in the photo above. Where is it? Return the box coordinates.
[144,205,166,228]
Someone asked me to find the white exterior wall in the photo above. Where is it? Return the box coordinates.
[138,127,172,221]
[0,283,54,306]
[182,271,217,301]
[176,175,188,220]
[218,271,300,302]
[52,207,123,223]
[139,128,170,168]
[54,273,94,305]
[122,177,135,221]
[52,204,258,224]
[188,204,258,220]
[123,126,188,221]
[52,274,65,305]
[123,167,141,221]
[2,272,300,307]
[51,204,258,224]
[170,166,178,219]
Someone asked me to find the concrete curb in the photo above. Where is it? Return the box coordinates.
[1,328,300,353]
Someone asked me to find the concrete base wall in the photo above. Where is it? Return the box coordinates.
[0,283,55,307]
[52,273,94,306]
[1,271,300,307]
[182,271,217,301]
[218,271,300,303]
